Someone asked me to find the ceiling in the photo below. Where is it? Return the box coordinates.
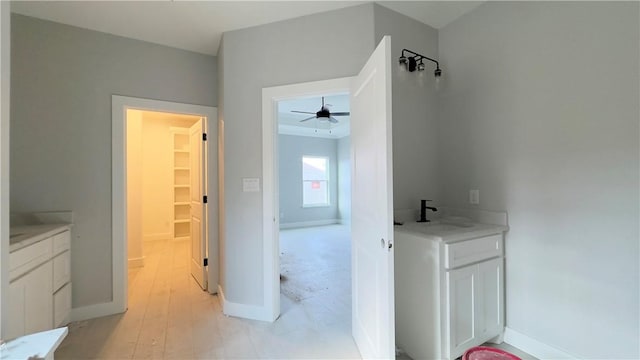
[278,94,350,139]
[10,1,484,56]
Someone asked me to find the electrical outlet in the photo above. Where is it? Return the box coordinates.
[469,189,480,205]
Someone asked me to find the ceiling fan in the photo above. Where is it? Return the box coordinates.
[291,97,350,124]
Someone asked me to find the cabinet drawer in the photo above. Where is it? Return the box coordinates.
[9,238,53,281]
[54,282,72,327]
[53,230,71,256]
[53,250,71,292]
[444,234,502,269]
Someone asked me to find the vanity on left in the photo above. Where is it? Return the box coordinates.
[8,223,72,340]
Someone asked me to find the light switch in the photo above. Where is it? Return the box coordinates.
[243,178,260,192]
[469,189,480,205]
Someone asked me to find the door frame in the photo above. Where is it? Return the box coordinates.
[261,77,352,321]
[112,95,217,314]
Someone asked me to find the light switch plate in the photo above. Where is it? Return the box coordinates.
[243,178,260,192]
[469,189,480,205]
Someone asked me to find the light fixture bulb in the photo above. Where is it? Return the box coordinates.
[398,55,407,68]
[434,68,442,77]
[417,61,425,71]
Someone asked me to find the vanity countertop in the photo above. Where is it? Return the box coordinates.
[9,224,72,253]
[394,218,508,243]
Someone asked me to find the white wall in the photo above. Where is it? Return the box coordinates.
[219,4,375,306]
[337,136,351,224]
[0,0,9,338]
[373,4,440,211]
[278,134,339,226]
[438,2,639,358]
[126,110,144,266]
[10,14,217,309]
[141,116,173,240]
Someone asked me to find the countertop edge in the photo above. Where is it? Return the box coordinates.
[9,224,72,253]
[394,223,508,243]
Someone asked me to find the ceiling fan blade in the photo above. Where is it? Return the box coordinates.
[330,112,350,116]
[291,110,316,114]
[328,117,339,124]
[300,116,316,122]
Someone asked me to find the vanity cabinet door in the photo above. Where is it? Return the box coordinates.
[7,261,53,339]
[7,279,25,339]
[477,257,504,339]
[446,265,477,358]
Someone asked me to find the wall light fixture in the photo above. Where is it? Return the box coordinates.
[399,48,442,78]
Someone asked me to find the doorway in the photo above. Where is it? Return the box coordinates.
[111,95,218,315]
[262,35,395,359]
[276,93,352,322]
[126,110,204,299]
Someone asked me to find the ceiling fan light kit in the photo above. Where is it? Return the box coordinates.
[399,48,442,78]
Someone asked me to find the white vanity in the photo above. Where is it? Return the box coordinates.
[8,224,72,340]
[394,210,508,360]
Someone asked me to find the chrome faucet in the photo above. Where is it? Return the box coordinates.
[417,199,437,222]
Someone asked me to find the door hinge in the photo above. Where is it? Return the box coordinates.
[203,258,208,267]
[202,133,207,141]
[203,195,208,203]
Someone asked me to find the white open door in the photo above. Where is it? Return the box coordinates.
[190,118,207,290]
[350,35,395,359]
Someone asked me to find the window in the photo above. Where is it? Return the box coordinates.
[302,156,329,207]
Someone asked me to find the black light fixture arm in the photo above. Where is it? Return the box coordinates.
[400,48,442,77]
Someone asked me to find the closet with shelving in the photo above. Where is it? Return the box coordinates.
[172,128,191,241]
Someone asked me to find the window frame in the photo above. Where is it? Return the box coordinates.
[301,155,330,208]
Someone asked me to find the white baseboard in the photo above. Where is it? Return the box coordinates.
[128,256,145,268]
[504,327,576,359]
[279,219,339,229]
[143,232,172,241]
[71,301,124,322]
[218,285,273,322]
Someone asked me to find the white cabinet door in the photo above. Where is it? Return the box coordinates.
[477,257,503,339]
[7,278,26,339]
[26,261,53,335]
[446,265,478,358]
[7,261,54,339]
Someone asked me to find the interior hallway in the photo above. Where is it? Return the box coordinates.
[54,226,360,359]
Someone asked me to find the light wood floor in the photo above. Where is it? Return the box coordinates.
[55,225,359,359]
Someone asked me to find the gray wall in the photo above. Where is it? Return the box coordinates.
[220,3,375,305]
[0,1,9,338]
[438,2,639,358]
[278,135,338,225]
[337,136,351,223]
[373,4,440,212]
[10,15,217,308]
